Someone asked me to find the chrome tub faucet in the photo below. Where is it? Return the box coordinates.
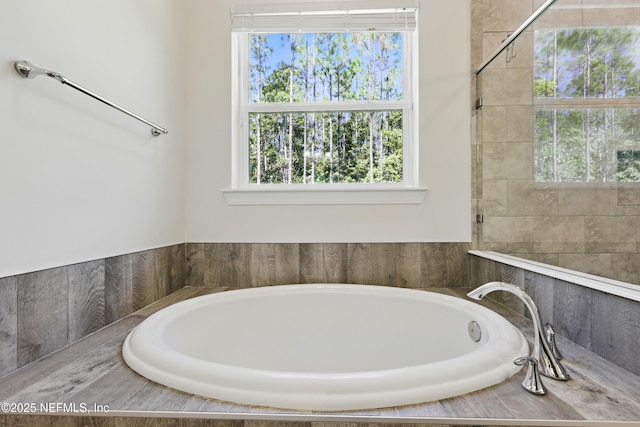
[467,281,570,395]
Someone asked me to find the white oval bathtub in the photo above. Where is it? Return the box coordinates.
[122,284,528,411]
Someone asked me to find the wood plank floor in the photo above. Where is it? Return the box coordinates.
[1,287,639,427]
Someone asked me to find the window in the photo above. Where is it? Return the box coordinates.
[534,26,640,183]
[225,1,426,205]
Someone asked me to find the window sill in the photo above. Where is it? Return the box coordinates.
[222,185,428,206]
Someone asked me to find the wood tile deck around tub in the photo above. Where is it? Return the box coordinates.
[1,287,639,426]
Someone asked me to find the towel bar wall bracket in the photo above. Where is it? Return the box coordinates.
[14,60,168,137]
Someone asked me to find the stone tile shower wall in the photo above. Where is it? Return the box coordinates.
[0,242,471,379]
[475,0,640,285]
[0,245,185,378]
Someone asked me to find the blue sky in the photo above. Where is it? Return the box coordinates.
[249,32,404,102]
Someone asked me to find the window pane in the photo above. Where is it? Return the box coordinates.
[249,111,403,184]
[249,33,403,103]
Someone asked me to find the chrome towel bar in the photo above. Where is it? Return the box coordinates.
[14,60,168,137]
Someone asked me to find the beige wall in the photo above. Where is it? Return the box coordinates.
[0,0,186,278]
[182,0,472,244]
[0,0,474,278]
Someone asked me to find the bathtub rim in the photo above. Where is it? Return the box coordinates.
[122,283,529,411]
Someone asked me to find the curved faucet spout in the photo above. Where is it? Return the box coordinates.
[467,282,570,381]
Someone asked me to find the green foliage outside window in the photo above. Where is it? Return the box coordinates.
[248,33,404,184]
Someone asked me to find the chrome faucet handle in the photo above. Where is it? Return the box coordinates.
[467,282,570,381]
[515,356,547,396]
[545,323,563,360]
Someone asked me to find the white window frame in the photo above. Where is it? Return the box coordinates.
[224,2,427,205]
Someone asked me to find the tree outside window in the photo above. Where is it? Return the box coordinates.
[247,32,405,185]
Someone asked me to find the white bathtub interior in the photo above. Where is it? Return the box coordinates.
[123,284,529,411]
